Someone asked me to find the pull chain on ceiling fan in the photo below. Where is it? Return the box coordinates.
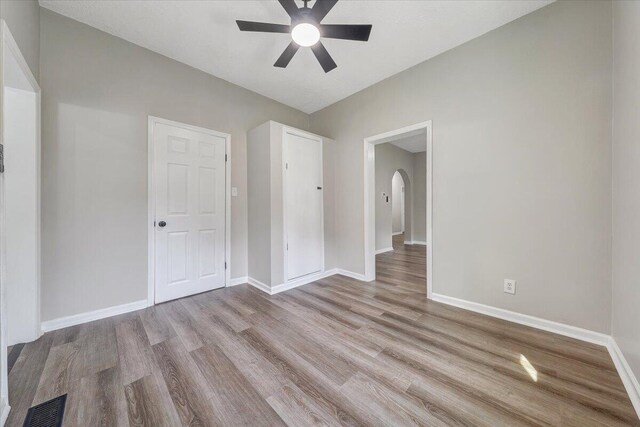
[236,0,372,73]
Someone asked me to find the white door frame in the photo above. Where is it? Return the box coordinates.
[0,19,42,423]
[282,125,325,283]
[363,121,433,298]
[147,116,231,306]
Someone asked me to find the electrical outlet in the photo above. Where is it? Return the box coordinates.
[504,279,516,295]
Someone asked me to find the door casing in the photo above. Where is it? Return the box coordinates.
[363,121,433,298]
[0,19,42,423]
[147,116,231,306]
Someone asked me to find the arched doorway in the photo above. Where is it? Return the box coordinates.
[391,169,412,248]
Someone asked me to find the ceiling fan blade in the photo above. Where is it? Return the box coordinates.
[311,41,337,73]
[320,24,372,41]
[278,0,300,18]
[274,42,300,68]
[310,0,339,22]
[236,21,291,33]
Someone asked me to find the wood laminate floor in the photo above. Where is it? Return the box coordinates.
[7,234,639,426]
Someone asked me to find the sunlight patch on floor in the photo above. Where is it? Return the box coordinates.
[519,354,538,382]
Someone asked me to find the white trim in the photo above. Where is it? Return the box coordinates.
[229,276,248,287]
[0,398,9,427]
[406,240,427,245]
[147,119,155,307]
[147,116,231,307]
[41,300,147,333]
[425,122,433,299]
[336,269,368,281]
[247,277,272,294]
[247,268,369,296]
[392,232,403,236]
[2,21,43,338]
[282,125,325,284]
[225,135,232,292]
[364,121,433,299]
[375,247,394,255]
[271,269,337,294]
[431,293,610,346]
[0,20,42,419]
[607,338,640,417]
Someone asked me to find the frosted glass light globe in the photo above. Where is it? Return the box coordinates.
[291,23,320,47]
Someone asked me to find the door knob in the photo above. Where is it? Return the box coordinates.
[158,221,167,228]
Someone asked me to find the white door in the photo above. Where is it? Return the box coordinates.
[285,131,324,281]
[153,121,226,303]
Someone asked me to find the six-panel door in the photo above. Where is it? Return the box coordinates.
[154,122,226,303]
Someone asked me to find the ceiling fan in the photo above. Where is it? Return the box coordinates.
[236,0,372,73]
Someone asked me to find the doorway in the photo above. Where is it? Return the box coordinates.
[147,117,231,305]
[392,171,405,237]
[391,169,412,250]
[0,19,42,422]
[364,121,433,297]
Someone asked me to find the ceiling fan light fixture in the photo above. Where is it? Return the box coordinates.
[237,0,371,72]
[291,22,320,47]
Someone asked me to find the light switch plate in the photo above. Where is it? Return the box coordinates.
[504,279,516,295]
[231,187,238,197]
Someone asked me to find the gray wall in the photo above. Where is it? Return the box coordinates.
[375,143,413,251]
[412,152,427,243]
[612,1,640,381]
[40,10,309,321]
[311,0,613,333]
[247,122,272,286]
[0,0,39,81]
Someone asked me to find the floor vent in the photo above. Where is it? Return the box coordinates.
[23,394,67,427]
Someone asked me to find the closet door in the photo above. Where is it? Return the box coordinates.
[284,130,324,281]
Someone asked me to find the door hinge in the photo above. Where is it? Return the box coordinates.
[153,221,156,226]
[286,243,288,251]
[225,154,228,162]
[224,261,227,269]
[0,144,4,173]
[286,162,288,170]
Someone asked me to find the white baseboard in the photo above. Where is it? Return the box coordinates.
[430,293,610,346]
[228,276,248,287]
[607,338,640,417]
[336,269,368,281]
[375,247,394,255]
[247,268,368,296]
[271,269,338,294]
[0,398,10,426]
[41,299,147,333]
[406,240,426,245]
[431,292,640,419]
[247,276,272,294]
[392,232,403,236]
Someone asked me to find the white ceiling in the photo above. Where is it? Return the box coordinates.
[39,0,552,113]
[389,130,427,153]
